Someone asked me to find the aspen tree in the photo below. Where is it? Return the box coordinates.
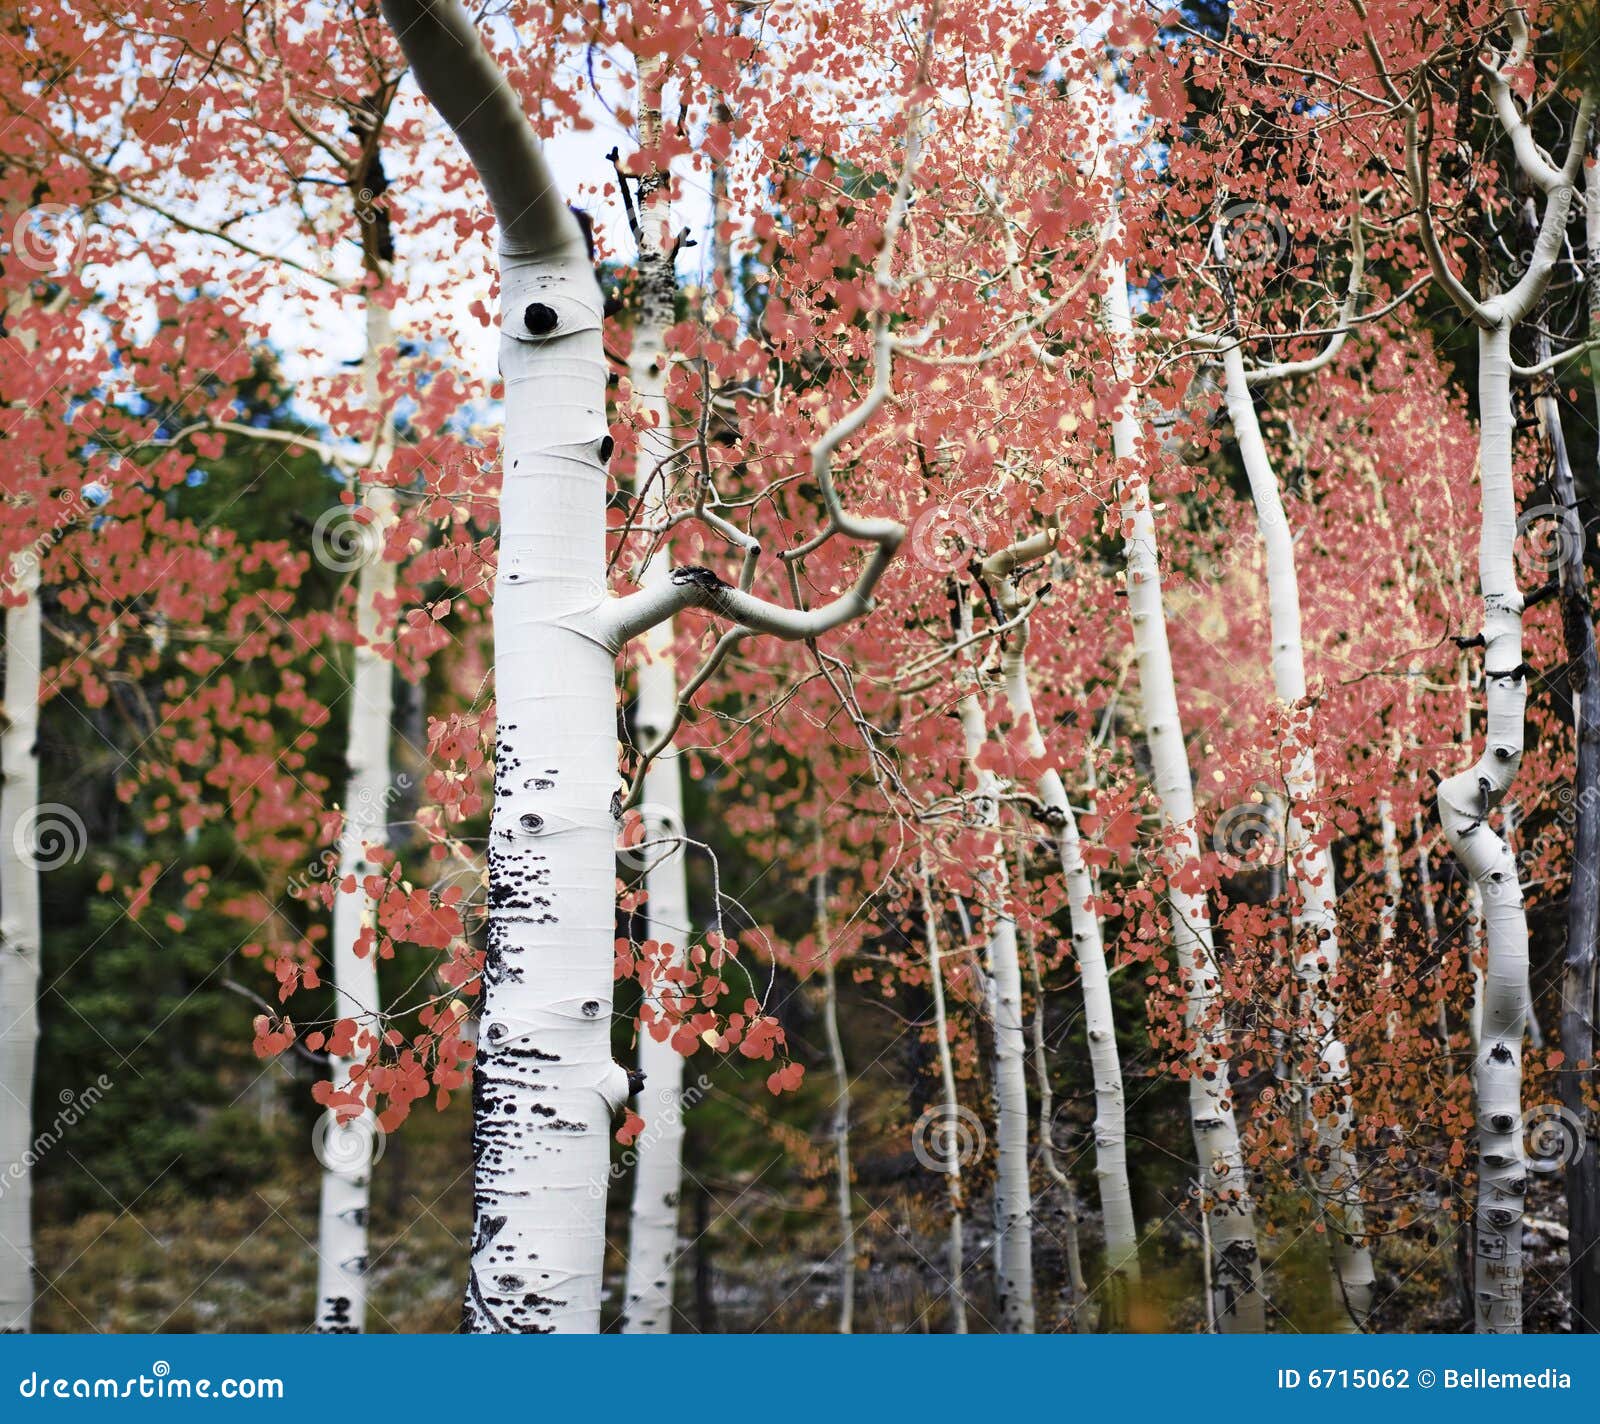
[1363,0,1596,1328]
[378,0,912,1330]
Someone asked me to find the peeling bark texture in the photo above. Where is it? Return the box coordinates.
[1438,321,1531,1333]
[990,551,1141,1312]
[0,553,40,1333]
[380,0,623,1333]
[918,865,968,1333]
[314,297,398,1336]
[956,676,1035,1332]
[1105,259,1265,1332]
[620,62,691,1336]
[1219,344,1372,1328]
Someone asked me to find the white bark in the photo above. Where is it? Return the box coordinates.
[918,864,968,1332]
[1218,343,1372,1328]
[314,300,397,1335]
[1378,795,1402,1041]
[381,0,629,1332]
[955,679,1035,1332]
[468,235,624,1332]
[1105,259,1265,1331]
[620,73,691,1333]
[1397,51,1592,1326]
[381,0,907,1331]
[1437,327,1532,1334]
[1022,922,1089,1325]
[0,554,40,1333]
[987,545,1141,1303]
[816,871,856,1334]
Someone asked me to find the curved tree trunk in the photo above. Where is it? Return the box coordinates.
[382,0,908,1331]
[380,0,627,1332]
[1105,259,1265,1332]
[1437,322,1532,1333]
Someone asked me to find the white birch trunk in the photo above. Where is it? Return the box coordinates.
[918,864,968,1333]
[993,576,1141,1303]
[1219,343,1372,1328]
[816,873,856,1334]
[1438,322,1531,1332]
[1022,924,1089,1325]
[1378,795,1402,1042]
[314,300,397,1335]
[956,684,1035,1332]
[0,553,40,1333]
[1105,260,1265,1331]
[620,77,692,1332]
[379,0,631,1332]
[465,233,625,1331]
[1403,51,1590,1331]
[383,0,906,1331]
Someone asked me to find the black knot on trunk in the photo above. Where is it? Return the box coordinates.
[523,302,559,335]
[671,565,728,591]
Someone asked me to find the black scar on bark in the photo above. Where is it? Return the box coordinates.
[318,1296,355,1332]
[671,565,729,591]
[523,303,559,336]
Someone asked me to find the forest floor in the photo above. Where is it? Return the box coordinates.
[27,1062,1578,1333]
